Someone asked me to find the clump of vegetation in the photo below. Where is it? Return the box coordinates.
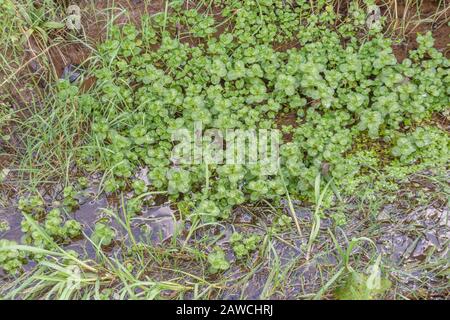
[334,271,392,300]
[126,197,144,217]
[77,177,89,189]
[391,127,448,165]
[91,222,116,247]
[70,0,448,225]
[208,247,230,274]
[63,186,79,212]
[18,195,45,217]
[0,239,27,275]
[0,219,10,232]
[43,209,82,240]
[272,214,293,232]
[230,232,261,259]
[20,207,82,257]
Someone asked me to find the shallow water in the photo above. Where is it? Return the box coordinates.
[0,195,177,260]
[1,190,448,299]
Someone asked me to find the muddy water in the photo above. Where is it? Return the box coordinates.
[70,200,177,258]
[1,190,449,299]
[376,206,449,263]
[219,202,449,299]
[0,209,23,242]
[0,194,177,260]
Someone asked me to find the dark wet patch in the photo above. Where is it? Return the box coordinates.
[61,64,83,83]
[374,204,449,298]
[0,190,178,261]
[2,186,448,299]
[68,198,178,258]
[376,206,449,264]
[0,208,24,243]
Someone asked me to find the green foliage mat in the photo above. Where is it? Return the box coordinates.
[60,0,448,222]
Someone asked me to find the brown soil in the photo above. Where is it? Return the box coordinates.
[48,0,166,78]
[381,0,450,60]
[81,0,166,41]
[275,111,299,142]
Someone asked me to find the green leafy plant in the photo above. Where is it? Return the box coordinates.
[0,219,10,232]
[91,222,116,247]
[21,208,81,253]
[78,2,448,228]
[3,1,448,299]
[334,256,391,300]
[63,186,79,211]
[77,177,89,189]
[18,195,45,216]
[230,232,261,259]
[132,180,148,195]
[207,247,230,274]
[272,214,293,232]
[0,239,27,275]
[126,197,143,216]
